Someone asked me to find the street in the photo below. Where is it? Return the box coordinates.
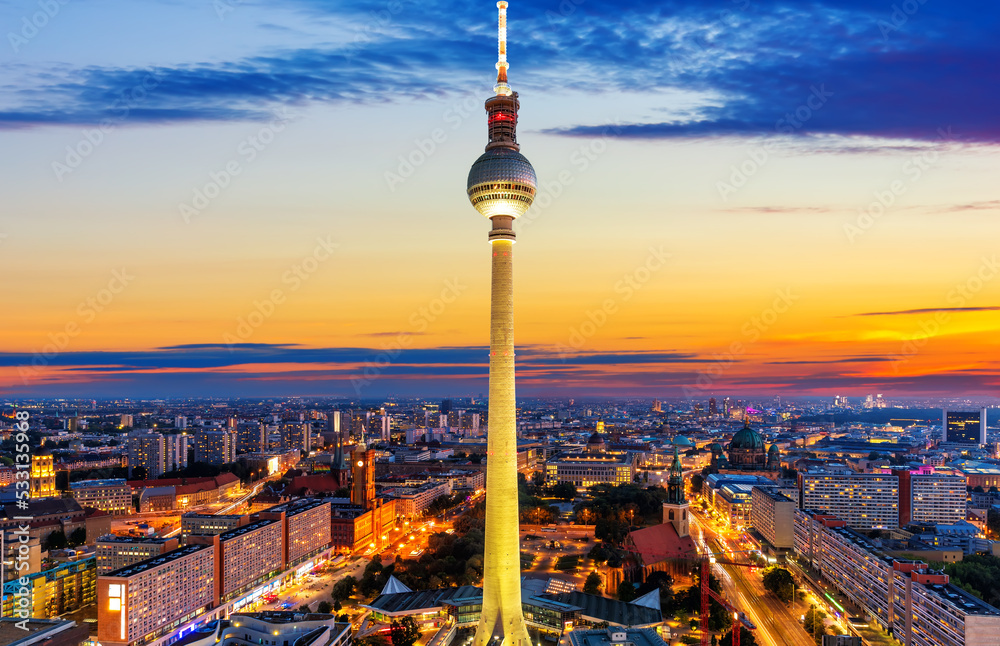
[690,506,815,646]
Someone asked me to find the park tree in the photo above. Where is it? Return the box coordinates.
[803,605,828,645]
[551,482,577,501]
[761,567,795,604]
[68,527,88,547]
[584,572,602,595]
[720,627,756,646]
[390,616,421,646]
[44,530,67,551]
[331,576,357,602]
[317,601,332,614]
[617,581,637,602]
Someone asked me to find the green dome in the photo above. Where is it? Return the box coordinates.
[730,425,765,451]
[671,436,694,447]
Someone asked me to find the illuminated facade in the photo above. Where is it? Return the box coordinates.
[29,453,57,499]
[70,478,132,515]
[468,3,537,645]
[96,535,179,574]
[794,510,1000,646]
[544,452,638,487]
[800,472,899,529]
[97,544,214,646]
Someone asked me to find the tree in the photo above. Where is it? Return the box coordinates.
[44,530,67,551]
[331,576,357,602]
[318,601,332,614]
[68,527,88,547]
[803,605,828,645]
[389,616,421,646]
[551,482,577,501]
[616,581,637,602]
[584,571,602,595]
[720,627,756,646]
[761,567,794,604]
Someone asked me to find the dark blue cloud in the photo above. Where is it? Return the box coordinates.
[2,0,998,141]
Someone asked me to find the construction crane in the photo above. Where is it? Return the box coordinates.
[619,543,761,646]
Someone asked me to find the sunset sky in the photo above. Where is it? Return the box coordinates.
[1,0,998,398]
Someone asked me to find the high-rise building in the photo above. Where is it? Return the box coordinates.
[894,470,966,526]
[708,398,718,416]
[165,433,189,473]
[95,535,180,574]
[943,410,987,445]
[282,422,311,452]
[237,422,265,453]
[466,3,537,643]
[800,472,900,529]
[194,429,237,465]
[750,486,795,550]
[127,431,165,479]
[794,509,1000,646]
[97,544,215,646]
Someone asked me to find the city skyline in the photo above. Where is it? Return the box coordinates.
[2,0,999,399]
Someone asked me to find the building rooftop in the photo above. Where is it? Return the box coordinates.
[69,478,127,489]
[0,618,85,646]
[96,534,175,544]
[567,627,667,646]
[103,543,211,578]
[219,518,279,541]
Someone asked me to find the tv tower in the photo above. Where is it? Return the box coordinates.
[467,2,536,646]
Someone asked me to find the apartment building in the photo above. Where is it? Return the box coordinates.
[70,479,132,515]
[96,535,180,574]
[799,473,899,529]
[97,544,215,646]
[751,486,795,550]
[794,509,1000,646]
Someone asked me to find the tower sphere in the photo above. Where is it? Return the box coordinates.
[467,147,537,218]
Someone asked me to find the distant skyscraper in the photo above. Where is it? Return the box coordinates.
[128,431,165,478]
[467,3,537,644]
[943,409,987,445]
[708,398,717,416]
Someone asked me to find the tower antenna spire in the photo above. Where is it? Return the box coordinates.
[494,1,512,96]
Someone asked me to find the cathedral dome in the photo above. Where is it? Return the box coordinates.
[729,424,765,451]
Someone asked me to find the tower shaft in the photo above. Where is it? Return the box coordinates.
[475,233,530,646]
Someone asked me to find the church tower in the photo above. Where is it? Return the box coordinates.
[663,446,689,538]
